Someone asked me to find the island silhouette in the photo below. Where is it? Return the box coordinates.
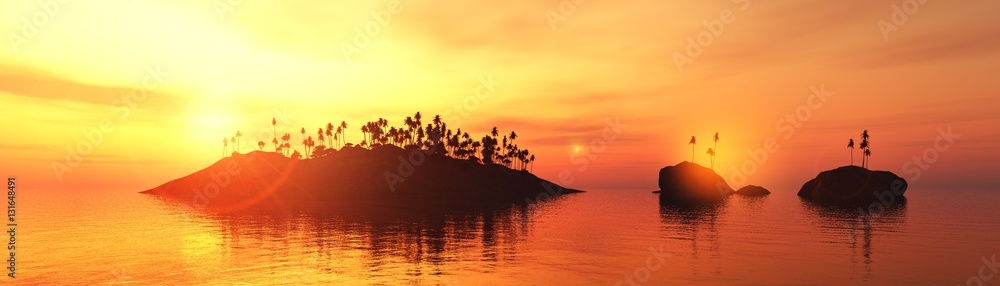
[657,133,770,205]
[798,130,907,206]
[655,130,905,206]
[142,112,581,211]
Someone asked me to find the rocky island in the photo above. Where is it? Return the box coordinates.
[656,161,734,204]
[797,165,907,205]
[735,185,771,196]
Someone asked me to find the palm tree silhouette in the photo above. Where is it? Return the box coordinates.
[529,154,535,173]
[235,112,544,170]
[317,128,325,148]
[222,137,228,157]
[847,139,855,166]
[326,123,334,147]
[864,149,871,168]
[340,121,348,146]
[510,131,517,146]
[706,148,716,170]
[859,140,869,169]
[235,131,242,153]
[300,127,307,155]
[271,118,277,152]
[713,132,719,155]
[688,136,697,163]
[282,133,291,156]
[306,136,315,157]
[860,130,870,169]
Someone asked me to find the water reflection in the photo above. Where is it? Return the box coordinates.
[156,197,566,283]
[659,199,728,274]
[799,198,908,281]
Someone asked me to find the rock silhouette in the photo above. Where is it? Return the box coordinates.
[797,165,907,205]
[735,185,771,196]
[141,145,581,210]
[657,161,734,204]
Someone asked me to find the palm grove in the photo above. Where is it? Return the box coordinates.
[218,112,537,172]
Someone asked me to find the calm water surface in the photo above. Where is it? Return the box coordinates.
[15,188,1000,285]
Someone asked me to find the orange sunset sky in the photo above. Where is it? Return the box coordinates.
[1,1,998,191]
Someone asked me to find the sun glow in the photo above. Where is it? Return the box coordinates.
[187,100,241,149]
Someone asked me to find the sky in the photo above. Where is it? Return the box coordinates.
[1,0,998,192]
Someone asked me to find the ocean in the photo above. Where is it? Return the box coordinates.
[11,188,1000,285]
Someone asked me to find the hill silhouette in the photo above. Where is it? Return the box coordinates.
[142,145,581,211]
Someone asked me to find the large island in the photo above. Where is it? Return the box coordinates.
[142,145,582,210]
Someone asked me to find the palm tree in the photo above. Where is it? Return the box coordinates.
[222,138,228,157]
[713,132,719,157]
[282,133,291,156]
[847,139,855,166]
[235,131,242,153]
[860,130,870,169]
[864,149,871,168]
[339,121,348,146]
[230,136,235,154]
[529,154,535,173]
[326,123,334,147]
[333,132,339,149]
[271,118,277,151]
[257,140,265,151]
[302,137,309,157]
[502,135,508,163]
[688,136,697,163]
[706,148,716,170]
[306,136,314,157]
[859,140,869,169]
[414,112,422,144]
[300,127,307,154]
[317,128,325,147]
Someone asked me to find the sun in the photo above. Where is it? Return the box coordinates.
[186,100,241,149]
